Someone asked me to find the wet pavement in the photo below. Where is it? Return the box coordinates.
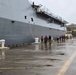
[0,39,76,75]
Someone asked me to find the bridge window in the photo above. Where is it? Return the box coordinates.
[25,16,27,19]
[11,20,15,23]
[31,18,33,22]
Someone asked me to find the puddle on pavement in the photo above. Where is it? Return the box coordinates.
[1,39,76,75]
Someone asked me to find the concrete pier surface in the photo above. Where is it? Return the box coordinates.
[0,38,76,75]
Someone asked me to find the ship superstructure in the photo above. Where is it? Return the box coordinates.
[0,0,67,45]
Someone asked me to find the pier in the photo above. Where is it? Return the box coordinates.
[0,38,76,75]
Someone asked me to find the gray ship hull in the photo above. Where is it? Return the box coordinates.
[0,17,66,45]
[0,0,67,46]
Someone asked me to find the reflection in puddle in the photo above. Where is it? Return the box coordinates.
[35,44,40,50]
[34,42,52,51]
[0,50,5,59]
[41,43,44,50]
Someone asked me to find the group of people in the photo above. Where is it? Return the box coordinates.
[41,35,68,44]
[40,35,69,50]
[40,35,52,50]
[56,35,67,43]
[41,35,52,44]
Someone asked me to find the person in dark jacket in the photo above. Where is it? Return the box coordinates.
[57,37,59,43]
[49,35,51,42]
[59,36,62,43]
[49,35,52,48]
[49,35,51,43]
[44,35,48,49]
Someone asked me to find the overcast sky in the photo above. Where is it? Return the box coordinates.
[31,0,76,24]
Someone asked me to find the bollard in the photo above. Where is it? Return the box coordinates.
[0,39,9,60]
[2,50,5,59]
[35,37,39,43]
[0,39,5,47]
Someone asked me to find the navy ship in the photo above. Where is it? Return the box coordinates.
[0,0,67,45]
